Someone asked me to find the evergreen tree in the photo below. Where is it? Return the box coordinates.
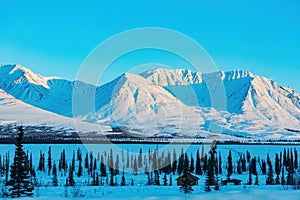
[62,149,67,171]
[115,155,119,175]
[84,153,89,170]
[138,148,143,168]
[287,151,295,185]
[205,152,216,189]
[227,150,233,180]
[77,158,82,177]
[126,150,130,169]
[275,153,281,184]
[218,152,222,174]
[284,148,287,167]
[251,157,257,175]
[37,151,45,172]
[120,171,126,186]
[5,152,9,183]
[246,161,252,185]
[294,149,298,170]
[71,152,75,172]
[190,154,194,173]
[52,162,58,186]
[93,158,97,172]
[180,153,193,194]
[133,156,138,175]
[281,167,285,185]
[89,151,93,175]
[67,167,75,186]
[246,151,251,163]
[241,154,247,172]
[109,149,114,175]
[172,149,177,175]
[95,173,100,186]
[203,155,208,172]
[266,154,274,185]
[261,159,267,175]
[47,146,52,176]
[100,155,107,177]
[6,126,34,198]
[195,150,202,175]
[177,148,184,175]
[237,158,242,175]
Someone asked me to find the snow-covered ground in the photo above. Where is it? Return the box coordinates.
[31,186,300,199]
[1,144,300,199]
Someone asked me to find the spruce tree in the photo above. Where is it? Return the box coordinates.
[266,154,274,185]
[100,155,107,177]
[109,149,114,175]
[237,158,242,175]
[133,156,138,175]
[138,148,143,168]
[294,149,298,170]
[218,152,222,174]
[275,153,281,184]
[47,146,52,176]
[71,152,75,172]
[205,152,216,190]
[227,150,233,180]
[180,153,193,194]
[190,154,194,173]
[261,159,267,175]
[115,155,119,175]
[172,149,177,175]
[77,158,82,177]
[6,126,34,198]
[120,171,126,186]
[67,167,75,186]
[246,161,252,185]
[52,162,58,186]
[281,167,285,185]
[195,150,201,175]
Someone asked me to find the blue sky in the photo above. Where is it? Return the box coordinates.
[0,0,299,92]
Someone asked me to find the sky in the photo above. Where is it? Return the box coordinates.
[0,0,299,92]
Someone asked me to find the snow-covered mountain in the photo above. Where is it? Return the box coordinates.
[0,88,111,133]
[91,73,203,136]
[0,64,299,139]
[141,68,300,132]
[0,64,96,117]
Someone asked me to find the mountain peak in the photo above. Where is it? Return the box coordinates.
[141,68,203,86]
[0,64,57,89]
[220,69,255,81]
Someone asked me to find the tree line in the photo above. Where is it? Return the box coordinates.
[1,127,300,197]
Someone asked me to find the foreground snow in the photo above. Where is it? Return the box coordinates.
[19,186,300,199]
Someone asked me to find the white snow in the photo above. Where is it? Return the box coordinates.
[0,64,299,139]
[0,89,111,133]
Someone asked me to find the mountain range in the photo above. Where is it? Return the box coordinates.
[0,64,299,139]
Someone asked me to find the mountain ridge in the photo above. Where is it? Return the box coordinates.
[0,64,299,139]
